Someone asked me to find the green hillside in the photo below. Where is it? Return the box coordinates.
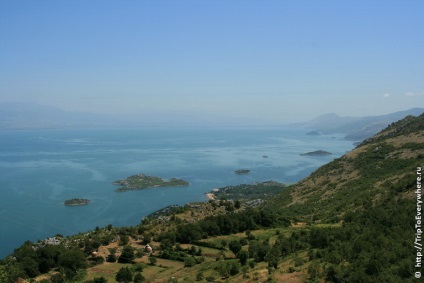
[269,114,423,222]
[1,114,423,283]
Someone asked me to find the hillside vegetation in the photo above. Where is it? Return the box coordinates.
[270,114,423,221]
[1,114,423,283]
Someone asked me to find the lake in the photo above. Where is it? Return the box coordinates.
[0,127,354,258]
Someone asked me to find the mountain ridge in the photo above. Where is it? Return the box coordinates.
[1,102,423,131]
[0,102,122,129]
[271,112,424,222]
[0,102,268,129]
[297,107,424,141]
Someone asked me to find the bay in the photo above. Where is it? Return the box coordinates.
[0,127,353,258]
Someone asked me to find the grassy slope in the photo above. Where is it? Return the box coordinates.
[268,114,424,223]
[84,227,311,283]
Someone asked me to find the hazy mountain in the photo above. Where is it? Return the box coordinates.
[0,102,267,129]
[298,108,424,141]
[0,103,125,129]
[2,103,423,132]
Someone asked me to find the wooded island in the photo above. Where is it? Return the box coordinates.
[113,174,189,192]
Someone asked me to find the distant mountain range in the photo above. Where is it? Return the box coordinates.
[296,108,424,141]
[0,102,266,129]
[1,103,423,134]
[0,103,125,130]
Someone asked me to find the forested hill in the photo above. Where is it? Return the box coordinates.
[269,113,424,222]
[263,113,424,281]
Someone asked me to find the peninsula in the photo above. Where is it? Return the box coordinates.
[113,174,189,192]
[300,150,332,156]
[64,198,90,206]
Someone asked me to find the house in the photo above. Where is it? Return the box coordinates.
[45,237,61,245]
[145,244,153,253]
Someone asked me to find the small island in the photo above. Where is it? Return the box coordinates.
[300,150,332,156]
[306,131,321,136]
[113,174,189,192]
[235,169,251,175]
[64,198,90,206]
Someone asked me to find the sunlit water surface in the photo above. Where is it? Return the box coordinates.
[0,127,354,258]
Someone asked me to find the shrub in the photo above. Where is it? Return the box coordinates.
[184,257,196,267]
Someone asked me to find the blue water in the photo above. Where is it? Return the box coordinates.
[0,127,353,258]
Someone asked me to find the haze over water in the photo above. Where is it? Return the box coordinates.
[0,127,354,258]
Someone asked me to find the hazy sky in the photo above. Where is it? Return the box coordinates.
[1,1,423,123]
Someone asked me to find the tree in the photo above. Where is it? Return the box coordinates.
[58,249,88,279]
[13,241,37,262]
[20,257,40,278]
[50,273,66,283]
[134,263,144,272]
[0,261,26,283]
[196,271,204,281]
[265,247,280,269]
[248,240,269,262]
[0,266,8,283]
[245,230,255,240]
[37,245,64,273]
[308,261,320,280]
[239,238,248,246]
[148,256,157,266]
[256,241,269,262]
[184,257,196,267]
[237,250,249,266]
[106,254,117,262]
[230,262,241,276]
[196,247,203,256]
[216,261,231,278]
[160,238,174,252]
[88,277,108,283]
[228,240,242,256]
[84,239,101,253]
[189,245,197,255]
[119,235,130,246]
[118,246,135,263]
[175,223,202,243]
[205,276,216,282]
[326,265,342,283]
[115,267,133,283]
[221,239,228,248]
[242,265,249,278]
[133,272,145,283]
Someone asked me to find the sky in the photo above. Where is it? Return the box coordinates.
[0,0,423,123]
